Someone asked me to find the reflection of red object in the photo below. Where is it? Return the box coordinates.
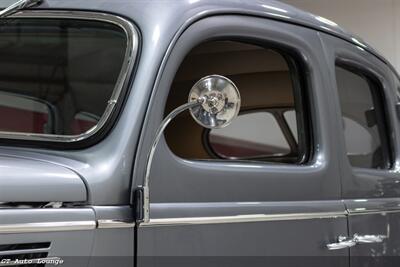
[0,106,48,133]
[70,119,97,135]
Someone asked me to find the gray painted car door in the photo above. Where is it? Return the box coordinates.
[134,15,349,267]
[321,33,400,266]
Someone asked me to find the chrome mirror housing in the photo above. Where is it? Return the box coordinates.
[138,75,241,223]
[189,75,241,129]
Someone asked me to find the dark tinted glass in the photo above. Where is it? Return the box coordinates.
[0,19,127,136]
[336,66,390,169]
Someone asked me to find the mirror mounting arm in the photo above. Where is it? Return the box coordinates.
[0,0,42,18]
[137,99,204,223]
[135,75,240,224]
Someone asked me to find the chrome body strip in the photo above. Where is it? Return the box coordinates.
[140,211,347,227]
[97,219,135,229]
[2,200,400,232]
[0,10,139,143]
[347,209,400,216]
[0,221,96,234]
[0,248,49,256]
[343,198,400,215]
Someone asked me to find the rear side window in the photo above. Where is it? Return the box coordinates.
[0,17,131,140]
[335,65,391,169]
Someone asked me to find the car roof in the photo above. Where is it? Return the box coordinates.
[39,0,394,73]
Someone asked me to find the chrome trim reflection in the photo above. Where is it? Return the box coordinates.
[0,248,49,256]
[0,221,96,234]
[0,10,138,143]
[0,0,42,18]
[97,219,135,229]
[140,211,347,227]
[348,209,400,216]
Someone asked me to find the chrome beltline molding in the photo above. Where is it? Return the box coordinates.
[97,219,136,229]
[0,221,96,234]
[140,211,347,227]
[1,209,400,232]
[347,209,400,216]
[2,206,400,232]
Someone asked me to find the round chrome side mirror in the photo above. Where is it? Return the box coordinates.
[189,75,241,129]
[139,75,241,223]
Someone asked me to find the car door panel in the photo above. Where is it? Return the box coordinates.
[321,33,400,265]
[345,199,400,266]
[134,15,348,267]
[140,201,348,257]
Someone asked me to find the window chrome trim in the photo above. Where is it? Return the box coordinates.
[0,10,138,143]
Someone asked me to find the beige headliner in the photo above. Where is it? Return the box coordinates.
[165,41,295,159]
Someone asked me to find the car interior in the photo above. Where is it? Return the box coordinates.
[0,18,126,136]
[164,40,305,163]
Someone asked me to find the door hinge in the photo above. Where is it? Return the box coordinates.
[133,187,144,223]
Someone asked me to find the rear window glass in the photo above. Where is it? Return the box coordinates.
[335,65,391,169]
[0,18,128,137]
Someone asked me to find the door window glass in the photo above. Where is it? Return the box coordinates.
[164,40,309,164]
[208,112,290,159]
[284,110,298,143]
[335,65,391,169]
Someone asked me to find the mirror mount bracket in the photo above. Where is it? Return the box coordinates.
[136,100,203,223]
[135,75,240,224]
[0,0,42,18]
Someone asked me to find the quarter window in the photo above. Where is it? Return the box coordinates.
[0,17,129,138]
[335,65,391,169]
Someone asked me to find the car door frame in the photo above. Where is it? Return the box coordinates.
[320,32,400,263]
[132,14,349,266]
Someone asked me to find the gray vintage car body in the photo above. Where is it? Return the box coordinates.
[0,0,400,267]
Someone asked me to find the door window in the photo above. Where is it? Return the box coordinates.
[208,111,291,159]
[164,40,309,164]
[335,65,391,169]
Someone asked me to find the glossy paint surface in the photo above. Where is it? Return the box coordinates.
[321,31,400,265]
[0,0,394,206]
[134,11,347,267]
[0,0,399,266]
[0,155,87,202]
